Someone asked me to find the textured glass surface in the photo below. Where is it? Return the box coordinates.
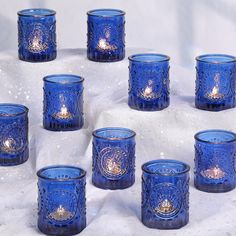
[195,54,236,111]
[142,159,190,229]
[92,127,136,189]
[37,165,86,235]
[43,74,84,131]
[194,130,236,193]
[0,104,28,166]
[128,54,170,111]
[18,8,57,62]
[87,9,125,62]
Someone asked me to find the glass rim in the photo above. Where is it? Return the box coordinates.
[0,103,29,117]
[87,9,125,17]
[195,54,236,64]
[37,165,86,181]
[194,129,236,144]
[43,74,84,84]
[142,159,190,176]
[17,8,56,17]
[92,127,136,140]
[128,53,170,63]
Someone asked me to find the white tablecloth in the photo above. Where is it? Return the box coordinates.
[0,49,235,236]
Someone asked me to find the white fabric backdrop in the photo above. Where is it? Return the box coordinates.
[0,1,236,235]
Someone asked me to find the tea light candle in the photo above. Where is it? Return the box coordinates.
[194,130,236,192]
[18,8,57,62]
[142,159,190,229]
[0,104,28,166]
[92,127,136,190]
[37,165,86,235]
[128,54,170,111]
[195,54,236,111]
[43,74,84,131]
[87,9,125,62]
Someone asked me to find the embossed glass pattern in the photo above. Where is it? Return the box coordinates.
[0,104,29,166]
[128,54,170,111]
[37,165,86,236]
[194,130,236,193]
[43,74,84,131]
[92,127,136,189]
[142,159,190,229]
[195,54,236,111]
[87,9,125,62]
[18,9,57,62]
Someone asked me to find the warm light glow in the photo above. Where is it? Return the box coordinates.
[201,165,225,179]
[54,105,72,119]
[155,199,175,214]
[2,138,16,152]
[107,159,122,175]
[97,39,117,51]
[32,36,41,50]
[49,205,74,221]
[57,205,66,216]
[207,73,224,99]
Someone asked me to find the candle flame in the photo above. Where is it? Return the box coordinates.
[144,86,152,96]
[211,86,219,96]
[60,105,68,116]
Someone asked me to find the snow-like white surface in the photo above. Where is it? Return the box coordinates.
[0,49,235,236]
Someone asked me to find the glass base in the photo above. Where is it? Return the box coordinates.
[0,150,29,166]
[128,98,169,111]
[43,120,83,132]
[38,224,86,236]
[19,52,57,63]
[194,182,235,193]
[195,101,235,111]
[87,50,125,62]
[92,179,134,190]
[142,217,188,229]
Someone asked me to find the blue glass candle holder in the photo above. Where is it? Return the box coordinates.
[87,9,125,62]
[0,104,29,166]
[195,54,236,111]
[194,130,236,193]
[37,165,86,235]
[128,54,170,111]
[142,159,190,229]
[18,9,57,62]
[43,74,84,131]
[92,127,136,190]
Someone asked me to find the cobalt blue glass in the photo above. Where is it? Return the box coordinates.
[18,9,57,62]
[0,104,29,166]
[87,9,125,62]
[37,165,86,235]
[128,54,170,111]
[142,159,190,229]
[195,54,236,111]
[43,74,84,131]
[92,127,136,190]
[194,130,236,193]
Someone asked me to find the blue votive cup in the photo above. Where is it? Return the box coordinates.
[87,9,125,62]
[37,165,86,235]
[43,74,84,131]
[18,9,57,62]
[128,54,170,111]
[92,127,136,190]
[195,54,236,111]
[194,130,236,193]
[142,159,190,229]
[0,104,29,166]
